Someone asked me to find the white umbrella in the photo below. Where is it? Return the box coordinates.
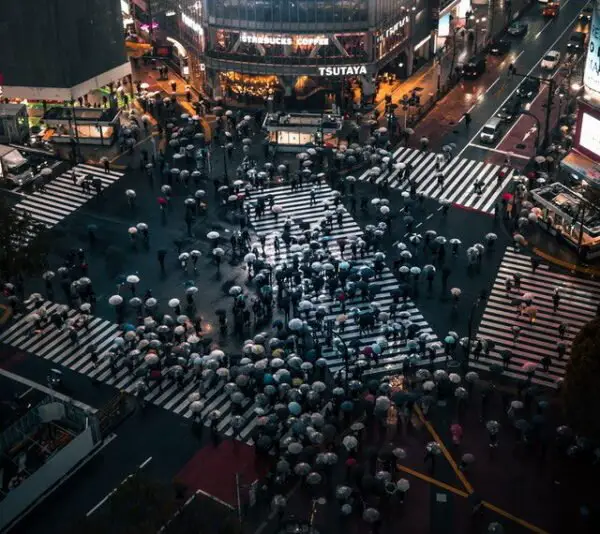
[108,295,123,306]
[168,298,180,308]
[207,231,220,240]
[126,275,140,284]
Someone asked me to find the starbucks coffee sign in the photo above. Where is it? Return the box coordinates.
[318,65,368,76]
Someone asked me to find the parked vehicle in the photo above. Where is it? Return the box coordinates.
[0,145,34,188]
[480,117,503,144]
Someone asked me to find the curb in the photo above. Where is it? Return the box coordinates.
[532,247,600,278]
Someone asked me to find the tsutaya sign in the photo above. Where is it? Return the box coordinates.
[318,65,368,76]
[240,33,329,46]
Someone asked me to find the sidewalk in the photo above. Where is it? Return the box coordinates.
[132,62,213,142]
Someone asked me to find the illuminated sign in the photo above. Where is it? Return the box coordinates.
[579,112,600,158]
[318,65,367,76]
[384,16,410,38]
[182,12,203,35]
[584,3,600,96]
[240,33,329,46]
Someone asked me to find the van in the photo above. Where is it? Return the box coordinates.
[463,55,487,79]
[480,118,503,144]
[0,145,34,188]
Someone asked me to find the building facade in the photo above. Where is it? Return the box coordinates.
[0,0,130,101]
[135,0,438,108]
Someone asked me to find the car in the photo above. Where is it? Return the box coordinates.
[543,1,560,17]
[497,95,523,122]
[462,55,487,79]
[480,117,503,144]
[541,50,561,70]
[516,77,541,100]
[579,5,592,23]
[567,31,587,54]
[507,21,528,36]
[489,39,511,56]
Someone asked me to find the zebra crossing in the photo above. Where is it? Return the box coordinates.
[357,146,514,214]
[0,301,264,444]
[14,163,123,232]
[472,247,600,387]
[248,183,444,377]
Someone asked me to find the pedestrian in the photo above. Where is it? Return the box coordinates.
[513,273,521,289]
[531,257,540,273]
[504,277,512,295]
[511,325,520,344]
[157,249,167,271]
[542,354,551,372]
[552,288,560,312]
[103,158,110,174]
[556,341,566,359]
[463,112,471,129]
[558,322,568,339]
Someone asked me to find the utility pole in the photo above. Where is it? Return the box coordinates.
[543,78,556,150]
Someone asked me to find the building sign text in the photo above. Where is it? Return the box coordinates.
[318,65,368,76]
[384,16,410,38]
[240,33,329,46]
[584,4,600,96]
[182,13,203,36]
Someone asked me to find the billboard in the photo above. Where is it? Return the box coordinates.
[575,101,600,162]
[584,0,600,96]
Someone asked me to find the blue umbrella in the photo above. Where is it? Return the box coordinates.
[123,323,136,331]
[264,373,274,384]
[288,401,302,415]
[341,400,354,412]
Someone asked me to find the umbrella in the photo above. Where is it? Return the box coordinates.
[207,231,220,240]
[126,274,140,284]
[109,295,123,306]
[363,508,380,523]
[294,462,311,476]
[397,478,410,492]
[306,472,322,485]
[168,298,180,308]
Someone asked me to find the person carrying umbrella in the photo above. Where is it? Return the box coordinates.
[552,288,561,312]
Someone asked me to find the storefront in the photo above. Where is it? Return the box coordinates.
[42,107,120,146]
[264,112,342,151]
[531,182,600,260]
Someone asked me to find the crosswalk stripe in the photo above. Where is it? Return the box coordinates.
[0,300,266,445]
[472,247,600,387]
[12,164,124,245]
[357,146,512,214]
[247,183,445,377]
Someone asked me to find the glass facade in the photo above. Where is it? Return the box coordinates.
[206,0,369,25]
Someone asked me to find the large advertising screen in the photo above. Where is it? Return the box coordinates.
[579,112,600,157]
[584,1,600,96]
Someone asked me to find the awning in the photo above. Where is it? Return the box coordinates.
[560,149,600,188]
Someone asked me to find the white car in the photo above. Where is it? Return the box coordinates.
[541,50,561,70]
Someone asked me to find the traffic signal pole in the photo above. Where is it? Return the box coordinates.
[508,63,555,151]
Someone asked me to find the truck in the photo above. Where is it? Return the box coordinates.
[0,145,34,188]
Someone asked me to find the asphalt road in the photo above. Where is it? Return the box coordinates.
[431,1,591,163]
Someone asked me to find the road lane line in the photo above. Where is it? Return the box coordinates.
[458,8,585,159]
[484,78,501,95]
[467,144,532,159]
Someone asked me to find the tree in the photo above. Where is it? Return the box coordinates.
[0,197,50,281]
[562,317,600,442]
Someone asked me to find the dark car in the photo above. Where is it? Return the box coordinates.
[507,21,528,36]
[497,95,523,122]
[516,77,541,100]
[462,55,487,79]
[567,31,587,54]
[489,39,511,56]
[579,5,592,23]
